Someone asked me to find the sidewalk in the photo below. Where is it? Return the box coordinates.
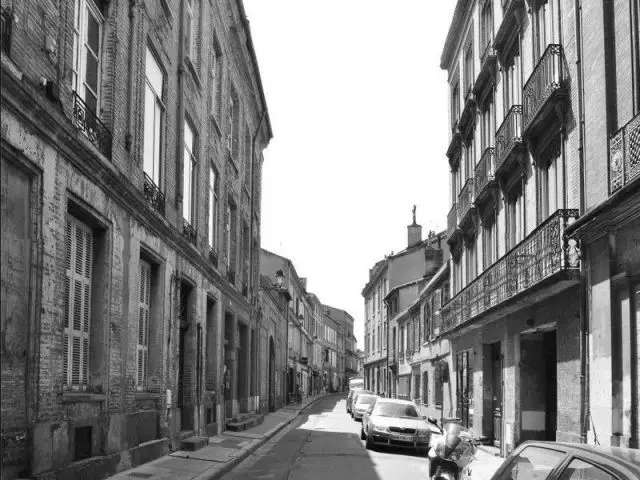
[105,393,334,480]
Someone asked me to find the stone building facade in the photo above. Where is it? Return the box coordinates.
[439,0,638,455]
[324,305,357,391]
[0,0,270,479]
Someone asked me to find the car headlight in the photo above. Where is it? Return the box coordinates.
[372,424,388,432]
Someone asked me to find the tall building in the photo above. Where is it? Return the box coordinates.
[361,211,445,395]
[0,1,270,478]
[439,0,638,455]
[324,305,357,392]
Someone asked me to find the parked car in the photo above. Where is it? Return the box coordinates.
[351,393,379,421]
[360,398,433,454]
[489,441,640,480]
[350,390,374,417]
[346,387,363,413]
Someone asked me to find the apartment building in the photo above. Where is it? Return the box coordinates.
[362,213,445,395]
[0,0,270,478]
[324,305,357,391]
[440,0,638,455]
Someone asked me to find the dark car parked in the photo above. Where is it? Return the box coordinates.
[490,441,640,480]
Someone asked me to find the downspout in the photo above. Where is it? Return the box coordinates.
[574,0,589,444]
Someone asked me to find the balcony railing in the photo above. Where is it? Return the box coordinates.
[495,105,524,174]
[143,173,165,216]
[1,7,11,55]
[209,248,219,268]
[441,209,580,333]
[523,44,566,134]
[457,178,474,225]
[447,203,458,239]
[475,147,496,202]
[182,219,197,245]
[72,92,113,159]
[609,113,640,194]
[227,268,236,285]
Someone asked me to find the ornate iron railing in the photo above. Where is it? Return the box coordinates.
[441,209,580,333]
[227,268,236,285]
[447,203,458,239]
[609,113,640,194]
[495,105,523,173]
[1,7,11,55]
[182,219,197,245]
[143,173,165,215]
[475,147,495,198]
[522,44,565,131]
[72,92,112,159]
[457,178,474,222]
[209,248,218,268]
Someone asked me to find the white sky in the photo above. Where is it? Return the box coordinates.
[244,0,457,349]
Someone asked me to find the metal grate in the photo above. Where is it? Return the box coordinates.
[72,92,113,159]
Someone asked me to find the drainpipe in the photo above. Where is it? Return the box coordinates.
[573,0,589,444]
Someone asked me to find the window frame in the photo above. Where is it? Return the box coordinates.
[143,46,165,187]
[208,163,218,249]
[137,259,151,391]
[183,120,197,225]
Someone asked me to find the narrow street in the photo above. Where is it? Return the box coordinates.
[222,395,504,480]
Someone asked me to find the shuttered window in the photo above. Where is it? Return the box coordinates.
[64,216,93,389]
[422,371,429,405]
[137,259,151,390]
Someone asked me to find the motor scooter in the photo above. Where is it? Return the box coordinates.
[426,417,477,480]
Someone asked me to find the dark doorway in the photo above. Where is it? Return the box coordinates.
[269,337,276,411]
[224,312,234,419]
[544,330,557,441]
[491,342,503,448]
[178,281,193,432]
[456,351,473,429]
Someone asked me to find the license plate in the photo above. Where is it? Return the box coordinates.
[391,434,413,441]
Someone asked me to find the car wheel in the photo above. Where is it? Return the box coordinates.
[365,433,374,450]
[360,427,366,440]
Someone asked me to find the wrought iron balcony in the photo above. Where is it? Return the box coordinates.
[446,128,463,165]
[447,203,458,241]
[143,173,165,216]
[474,147,496,205]
[182,219,197,245]
[458,93,476,134]
[227,268,236,285]
[495,105,525,177]
[523,44,567,136]
[1,6,12,55]
[72,92,112,159]
[457,178,474,228]
[441,209,580,334]
[209,248,219,268]
[609,113,640,194]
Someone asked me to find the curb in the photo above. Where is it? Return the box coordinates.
[195,393,344,480]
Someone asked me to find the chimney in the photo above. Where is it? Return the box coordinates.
[407,205,422,247]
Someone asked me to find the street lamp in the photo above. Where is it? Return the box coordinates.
[275,269,284,288]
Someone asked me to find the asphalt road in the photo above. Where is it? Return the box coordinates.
[220,394,501,480]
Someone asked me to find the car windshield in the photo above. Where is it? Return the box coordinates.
[373,402,419,418]
[356,395,377,405]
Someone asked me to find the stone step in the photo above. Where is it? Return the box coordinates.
[225,413,264,432]
[180,435,209,451]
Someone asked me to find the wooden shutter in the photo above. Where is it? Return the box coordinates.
[422,371,429,405]
[64,216,92,389]
[137,259,151,390]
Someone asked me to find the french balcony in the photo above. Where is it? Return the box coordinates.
[474,39,497,96]
[209,248,219,268]
[523,44,567,137]
[242,281,248,297]
[143,173,165,216]
[182,219,197,245]
[72,92,113,159]
[494,0,524,54]
[474,147,497,206]
[457,178,475,230]
[609,113,640,195]
[495,105,526,178]
[458,93,476,136]
[399,351,405,362]
[441,209,580,334]
[447,203,459,243]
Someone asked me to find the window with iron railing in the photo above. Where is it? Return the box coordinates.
[480,0,494,62]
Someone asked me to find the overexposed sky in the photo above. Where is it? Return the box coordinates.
[244,0,456,349]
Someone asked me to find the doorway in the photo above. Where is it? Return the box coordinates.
[269,337,275,411]
[456,350,473,429]
[178,282,193,432]
[491,343,503,448]
[543,330,557,441]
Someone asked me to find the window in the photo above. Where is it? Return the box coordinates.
[143,48,164,186]
[463,38,474,96]
[537,139,561,222]
[482,213,497,269]
[533,0,554,62]
[558,458,617,480]
[480,94,495,151]
[502,43,522,113]
[422,371,429,405]
[137,259,151,390]
[208,165,218,249]
[480,0,493,57]
[434,362,443,407]
[64,216,93,389]
[451,78,460,127]
[506,182,525,250]
[423,303,430,341]
[185,0,200,67]
[466,236,477,283]
[72,0,105,114]
[495,446,565,480]
[209,35,222,120]
[183,121,197,224]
